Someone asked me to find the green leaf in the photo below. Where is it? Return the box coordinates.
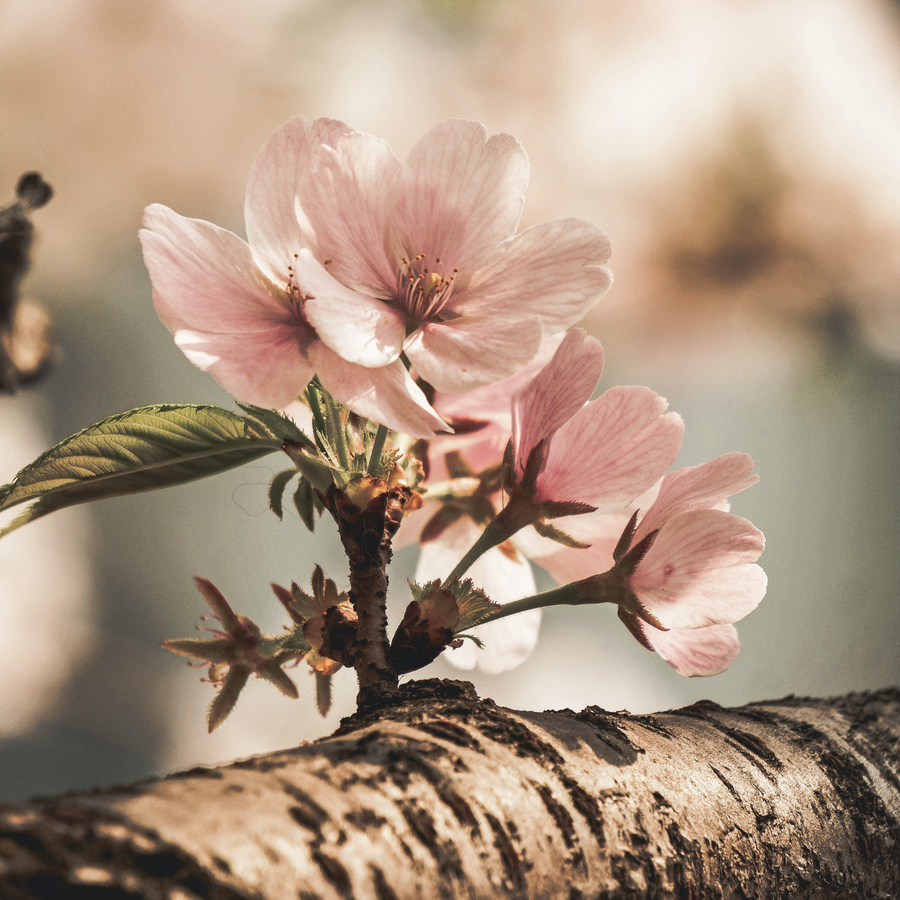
[0,404,284,537]
[268,468,298,520]
[236,403,314,446]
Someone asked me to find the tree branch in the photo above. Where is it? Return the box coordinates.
[1,681,898,899]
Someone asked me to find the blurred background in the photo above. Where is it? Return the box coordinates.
[2,0,900,801]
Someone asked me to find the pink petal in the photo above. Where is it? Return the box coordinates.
[538,386,684,511]
[303,131,402,296]
[511,328,604,474]
[141,204,292,334]
[244,116,353,286]
[297,249,406,367]
[643,623,741,677]
[394,119,529,274]
[404,314,543,393]
[635,452,759,544]
[630,510,767,629]
[434,332,566,431]
[451,218,613,330]
[414,517,540,674]
[619,609,740,676]
[173,327,314,408]
[309,342,448,438]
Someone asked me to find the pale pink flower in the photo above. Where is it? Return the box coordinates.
[510,328,684,512]
[262,117,613,393]
[403,328,684,674]
[139,128,447,438]
[610,452,766,675]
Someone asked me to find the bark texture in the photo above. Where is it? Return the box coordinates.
[322,484,411,703]
[1,680,898,900]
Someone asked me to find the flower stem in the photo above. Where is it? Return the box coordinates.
[445,498,540,583]
[446,521,507,583]
[367,423,390,476]
[324,396,351,470]
[307,385,327,447]
[475,571,617,627]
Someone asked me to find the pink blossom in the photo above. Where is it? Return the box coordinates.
[139,128,448,438]
[402,328,685,673]
[259,117,613,393]
[510,329,684,512]
[609,452,766,675]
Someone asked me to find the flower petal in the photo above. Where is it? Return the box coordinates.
[642,623,741,677]
[538,386,684,511]
[630,510,767,629]
[309,342,447,438]
[434,332,566,431]
[511,328,604,473]
[619,609,740,676]
[404,314,543,393]
[244,116,354,286]
[394,119,529,273]
[297,249,405,367]
[173,327,313,408]
[635,452,758,544]
[141,204,292,334]
[304,131,402,296]
[452,218,613,330]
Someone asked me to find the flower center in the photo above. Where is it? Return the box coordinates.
[398,253,458,326]
[285,254,311,322]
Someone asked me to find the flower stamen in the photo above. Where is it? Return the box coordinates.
[397,253,458,325]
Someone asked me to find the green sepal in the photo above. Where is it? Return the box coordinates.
[208,666,250,733]
[454,633,485,649]
[268,468,298,520]
[293,477,319,532]
[408,576,500,633]
[316,672,333,717]
[533,519,592,549]
[0,404,283,538]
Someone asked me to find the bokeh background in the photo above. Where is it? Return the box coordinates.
[2,0,900,801]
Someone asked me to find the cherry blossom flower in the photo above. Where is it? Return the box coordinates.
[609,452,766,675]
[258,117,614,393]
[403,328,685,672]
[140,131,447,438]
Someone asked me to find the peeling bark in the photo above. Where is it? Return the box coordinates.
[1,681,898,899]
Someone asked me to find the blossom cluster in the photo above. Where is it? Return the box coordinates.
[143,116,766,716]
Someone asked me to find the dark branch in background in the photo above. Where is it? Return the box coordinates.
[0,173,56,390]
[1,682,898,899]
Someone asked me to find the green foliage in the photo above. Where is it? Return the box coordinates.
[0,404,284,537]
[236,403,314,446]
